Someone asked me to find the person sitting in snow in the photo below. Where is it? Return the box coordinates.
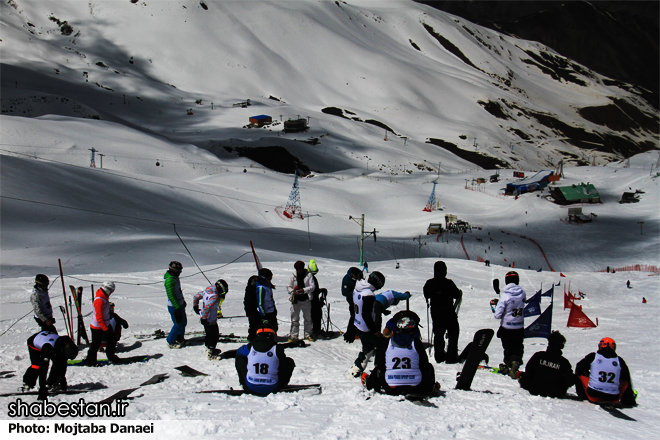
[574,337,637,407]
[22,331,78,400]
[235,324,296,396]
[100,302,128,353]
[492,271,526,377]
[519,331,574,398]
[193,279,228,360]
[31,274,56,333]
[363,311,440,397]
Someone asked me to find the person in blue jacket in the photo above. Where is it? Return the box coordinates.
[235,324,295,395]
[374,289,411,330]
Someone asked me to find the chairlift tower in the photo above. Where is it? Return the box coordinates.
[423,181,438,212]
[283,171,303,219]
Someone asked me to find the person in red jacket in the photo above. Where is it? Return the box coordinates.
[84,282,122,366]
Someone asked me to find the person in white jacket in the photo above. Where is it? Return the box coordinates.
[287,260,316,342]
[493,271,526,375]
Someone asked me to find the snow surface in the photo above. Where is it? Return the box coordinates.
[1,0,659,439]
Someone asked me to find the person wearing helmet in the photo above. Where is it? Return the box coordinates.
[307,259,328,339]
[349,271,386,378]
[31,274,56,332]
[287,260,317,343]
[518,331,574,397]
[193,279,228,360]
[574,337,637,406]
[363,311,440,397]
[341,267,363,343]
[423,261,463,364]
[244,268,278,341]
[493,270,526,376]
[85,281,121,366]
[235,324,296,395]
[164,261,187,349]
[23,331,78,400]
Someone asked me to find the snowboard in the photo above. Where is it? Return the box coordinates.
[0,383,105,398]
[198,384,322,396]
[562,394,637,421]
[455,328,494,391]
[175,365,208,377]
[97,387,139,404]
[0,370,16,378]
[68,355,154,367]
[458,342,489,364]
[139,373,168,386]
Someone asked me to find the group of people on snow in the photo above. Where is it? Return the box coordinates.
[22,259,637,405]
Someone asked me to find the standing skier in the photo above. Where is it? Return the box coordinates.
[85,282,121,366]
[493,271,526,376]
[423,261,462,363]
[574,337,637,406]
[255,268,278,334]
[308,259,328,339]
[287,260,316,342]
[193,279,228,360]
[342,267,363,343]
[519,331,574,396]
[31,274,56,333]
[350,271,386,378]
[164,261,187,349]
[235,324,296,395]
[22,331,78,400]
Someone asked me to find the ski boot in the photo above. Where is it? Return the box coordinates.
[432,382,442,397]
[20,383,34,392]
[360,372,369,387]
[206,348,222,360]
[498,363,511,376]
[508,357,522,380]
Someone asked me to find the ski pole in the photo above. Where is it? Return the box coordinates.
[58,259,74,339]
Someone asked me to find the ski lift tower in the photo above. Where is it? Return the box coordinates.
[423,181,439,212]
[283,171,303,219]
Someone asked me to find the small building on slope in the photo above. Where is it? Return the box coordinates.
[551,182,601,205]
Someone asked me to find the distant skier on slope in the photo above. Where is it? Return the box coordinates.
[235,324,296,396]
[492,271,526,377]
[362,311,440,397]
[519,331,574,397]
[31,274,56,333]
[574,337,637,407]
[193,279,228,360]
[349,271,386,378]
[22,331,78,400]
[341,267,363,343]
[423,261,462,364]
[164,261,188,349]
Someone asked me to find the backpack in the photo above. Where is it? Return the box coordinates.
[243,275,259,315]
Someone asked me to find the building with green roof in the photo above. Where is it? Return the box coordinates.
[550,183,601,205]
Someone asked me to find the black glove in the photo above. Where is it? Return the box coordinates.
[343,332,355,343]
[121,321,129,329]
[193,305,200,315]
[200,318,208,326]
[174,308,183,323]
[382,309,391,316]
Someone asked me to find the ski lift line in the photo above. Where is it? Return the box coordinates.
[0,195,312,238]
[173,223,212,285]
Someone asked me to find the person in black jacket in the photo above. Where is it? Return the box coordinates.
[574,337,637,406]
[308,260,328,338]
[519,331,574,397]
[235,324,295,395]
[364,311,439,396]
[341,267,363,343]
[423,261,462,363]
[22,331,78,400]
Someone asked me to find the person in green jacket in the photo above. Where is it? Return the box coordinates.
[165,261,187,348]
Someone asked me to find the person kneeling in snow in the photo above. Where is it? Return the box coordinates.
[574,337,637,407]
[519,331,574,398]
[363,311,440,397]
[22,331,78,400]
[235,324,296,396]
